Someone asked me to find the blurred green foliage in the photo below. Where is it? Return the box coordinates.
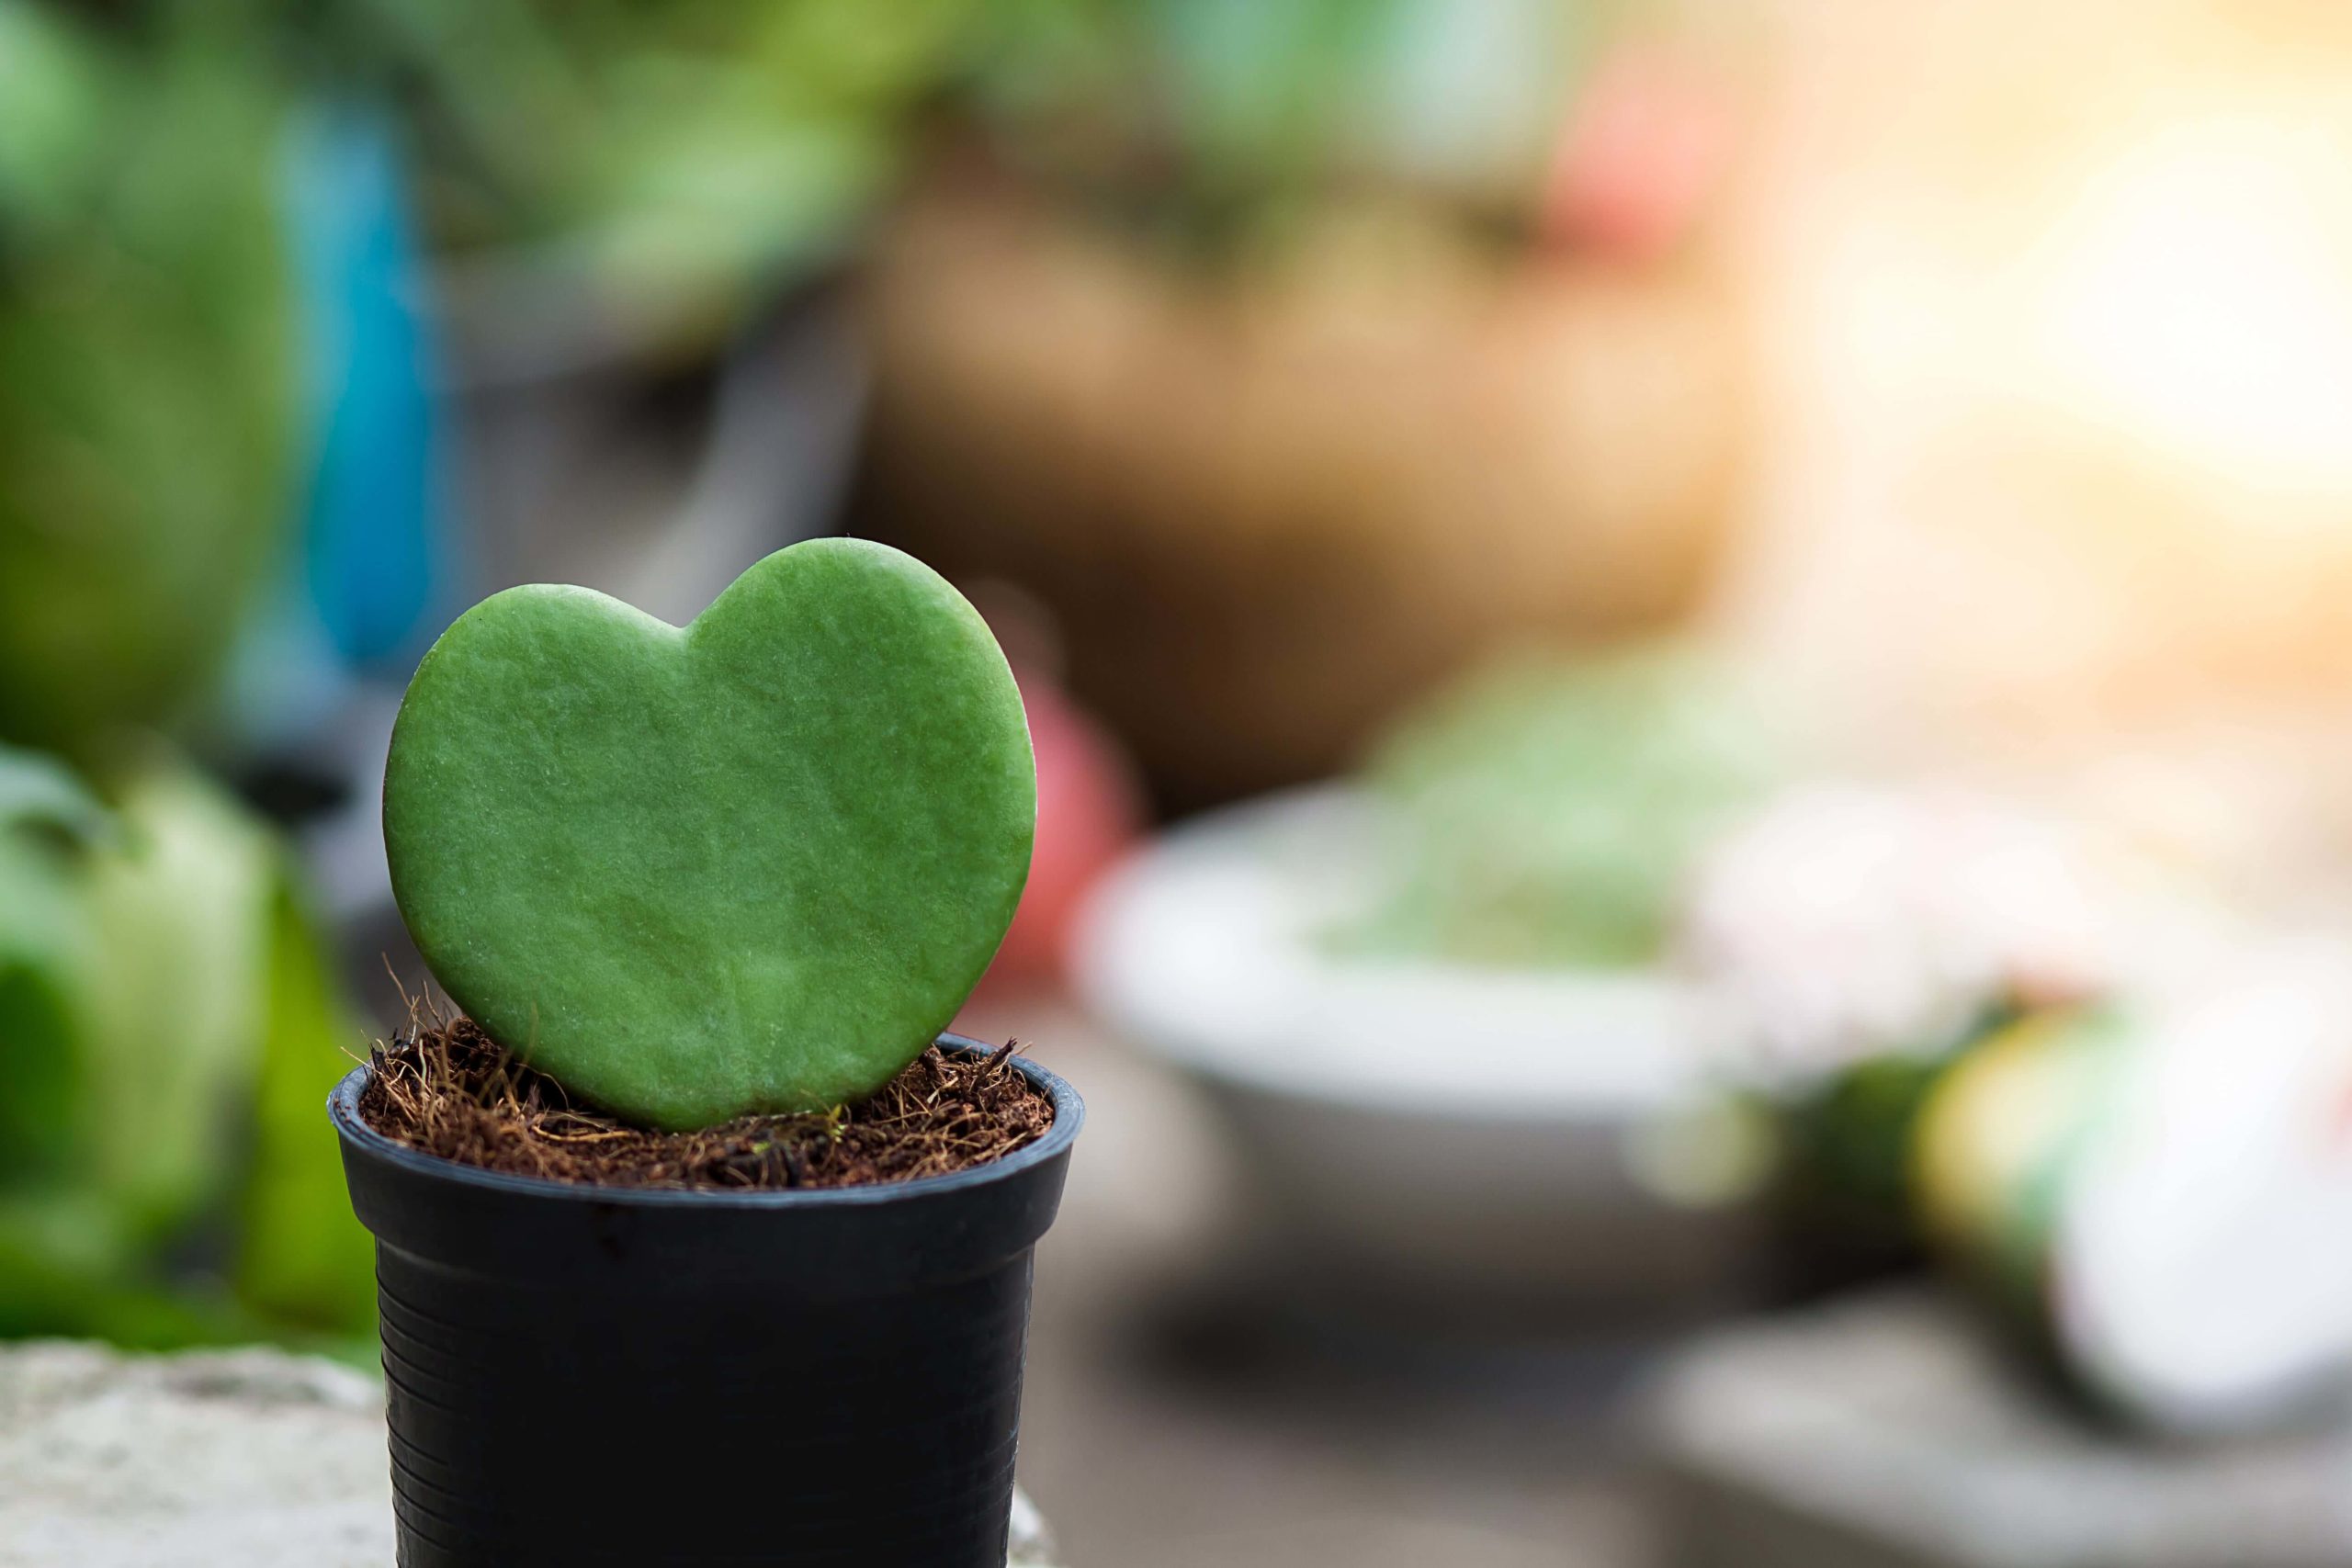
[973,0,1599,254]
[0,745,375,1352]
[1774,1050,1963,1251]
[0,2,300,754]
[299,0,991,338]
[235,878,378,1336]
[0,5,388,1357]
[1333,644,1780,969]
[303,0,1600,304]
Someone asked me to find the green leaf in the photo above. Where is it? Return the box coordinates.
[384,540,1035,1129]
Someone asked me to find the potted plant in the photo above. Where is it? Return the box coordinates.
[852,14,1749,810]
[329,537,1082,1566]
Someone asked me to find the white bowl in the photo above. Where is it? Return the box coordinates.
[1075,787,1761,1309]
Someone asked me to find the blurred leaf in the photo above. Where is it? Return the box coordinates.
[1334,644,1780,969]
[0,965,81,1180]
[1144,0,1392,194]
[0,1190,264,1348]
[0,17,300,751]
[0,747,377,1352]
[0,0,107,235]
[576,107,884,313]
[0,743,108,1179]
[1780,1051,1961,1235]
[971,0,1586,254]
[0,740,112,847]
[75,764,276,1236]
[328,0,980,324]
[232,875,376,1336]
[1912,1006,2128,1306]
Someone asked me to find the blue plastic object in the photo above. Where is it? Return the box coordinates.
[283,105,453,672]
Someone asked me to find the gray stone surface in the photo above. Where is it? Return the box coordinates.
[0,1339,1061,1567]
[1648,1289,2352,1568]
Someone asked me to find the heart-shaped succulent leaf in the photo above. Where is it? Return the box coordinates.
[383,540,1035,1130]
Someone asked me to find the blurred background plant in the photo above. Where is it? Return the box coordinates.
[0,744,370,1350]
[1331,644,1779,968]
[294,0,989,350]
[0,2,368,1353]
[0,2,298,756]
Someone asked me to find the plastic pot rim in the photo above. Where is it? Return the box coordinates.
[328,1030,1085,1213]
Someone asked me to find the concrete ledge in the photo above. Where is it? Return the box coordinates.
[1647,1290,2352,1568]
[0,1339,1062,1567]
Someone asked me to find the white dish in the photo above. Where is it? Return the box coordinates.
[1075,787,1760,1306]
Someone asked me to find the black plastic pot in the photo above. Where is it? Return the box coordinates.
[330,1034,1082,1567]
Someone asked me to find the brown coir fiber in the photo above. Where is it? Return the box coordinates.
[358,1014,1055,1190]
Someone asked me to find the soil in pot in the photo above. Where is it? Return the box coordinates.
[358,1013,1057,1190]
